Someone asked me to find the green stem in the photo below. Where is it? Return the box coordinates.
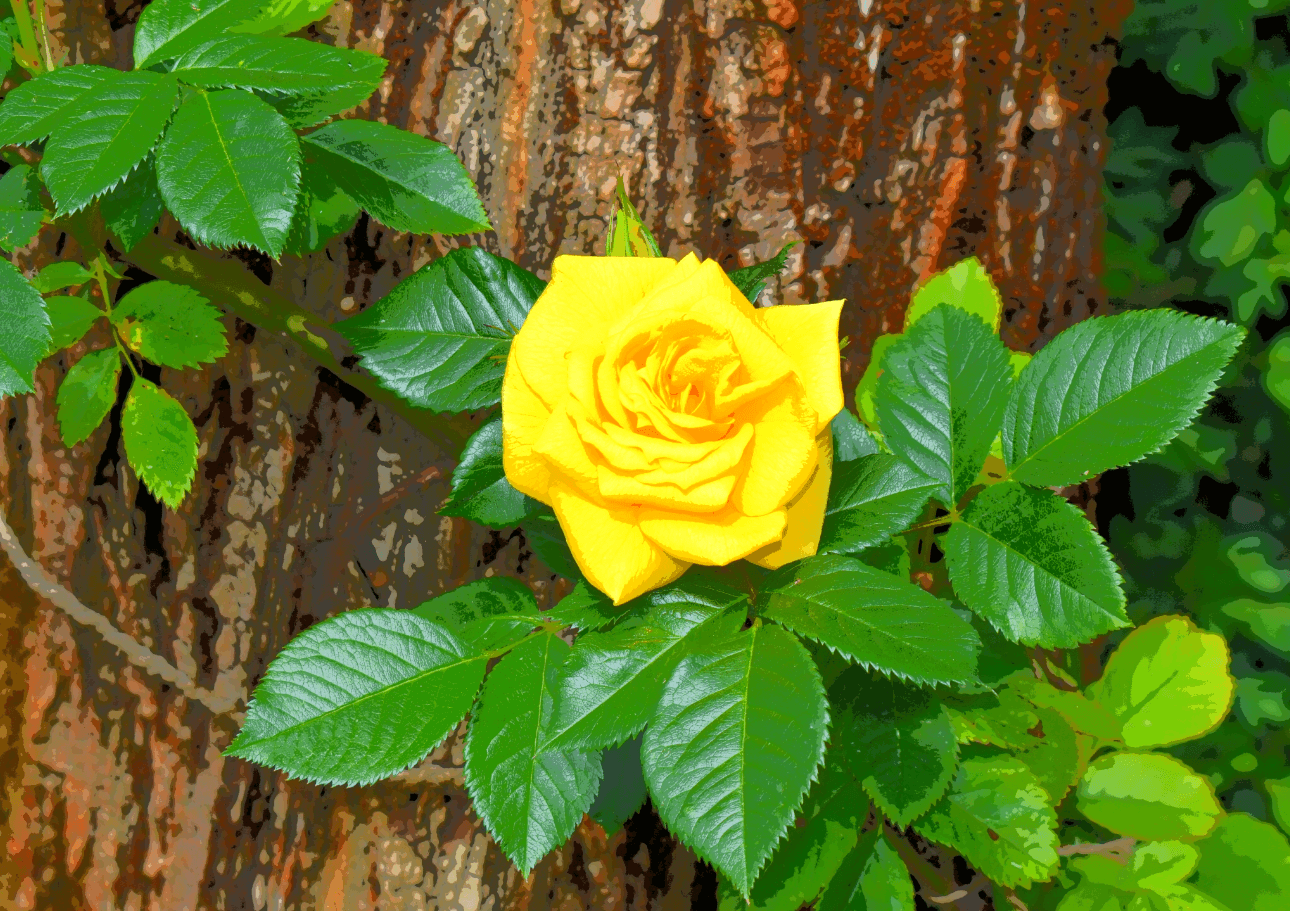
[9,2,40,69]
[882,823,959,902]
[92,254,138,378]
[34,0,54,70]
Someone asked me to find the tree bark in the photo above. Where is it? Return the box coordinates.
[0,1,1127,908]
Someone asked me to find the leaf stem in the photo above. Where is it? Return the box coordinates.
[882,823,960,903]
[34,0,54,71]
[92,254,138,378]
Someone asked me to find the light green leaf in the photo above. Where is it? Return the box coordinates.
[120,379,198,508]
[1012,705,1087,805]
[55,348,121,446]
[44,296,104,354]
[226,608,487,785]
[856,332,902,428]
[283,158,360,256]
[1002,311,1244,487]
[112,281,229,369]
[831,407,880,461]
[606,176,662,258]
[0,64,119,146]
[411,577,545,653]
[133,0,268,69]
[763,554,980,686]
[33,261,93,294]
[947,690,1039,750]
[1077,753,1223,842]
[172,35,384,98]
[642,622,828,897]
[1192,814,1290,911]
[588,736,647,837]
[915,756,1059,888]
[100,157,165,252]
[819,453,938,555]
[1008,675,1123,742]
[1267,776,1290,835]
[875,303,1014,506]
[905,256,1003,334]
[1087,615,1234,749]
[231,0,336,35]
[816,827,917,911]
[727,241,796,305]
[1268,109,1290,168]
[440,414,540,528]
[545,586,747,750]
[334,246,542,412]
[830,667,958,826]
[302,119,490,235]
[0,257,50,397]
[0,163,45,251]
[946,481,1128,648]
[1195,179,1277,267]
[464,632,602,875]
[156,89,300,256]
[42,72,178,215]
[1054,881,1129,911]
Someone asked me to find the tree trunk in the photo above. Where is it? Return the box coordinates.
[0,1,1127,908]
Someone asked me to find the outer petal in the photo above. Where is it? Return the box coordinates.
[731,382,818,516]
[753,300,845,433]
[549,481,689,605]
[533,401,600,493]
[640,508,786,565]
[501,349,554,503]
[748,430,833,569]
[512,256,677,409]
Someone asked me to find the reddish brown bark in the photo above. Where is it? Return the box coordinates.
[1,1,1128,908]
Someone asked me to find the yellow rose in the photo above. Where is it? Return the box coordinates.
[502,253,844,604]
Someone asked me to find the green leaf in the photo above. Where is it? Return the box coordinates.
[334,246,542,412]
[541,579,626,631]
[226,608,487,785]
[1002,310,1245,488]
[904,256,1003,334]
[231,0,336,35]
[762,554,980,686]
[1193,814,1290,911]
[0,257,49,398]
[120,378,198,508]
[0,64,119,146]
[718,753,868,911]
[727,242,796,305]
[1007,675,1123,742]
[255,81,377,130]
[545,586,747,750]
[156,89,300,256]
[524,511,581,579]
[301,119,490,235]
[875,303,1014,506]
[283,158,360,256]
[0,163,45,251]
[440,414,540,527]
[411,577,545,653]
[945,481,1128,648]
[642,622,828,897]
[818,453,938,555]
[856,333,902,428]
[112,281,229,369]
[464,632,602,875]
[1087,615,1234,749]
[172,35,384,98]
[606,177,662,258]
[914,755,1059,888]
[55,348,121,446]
[831,407,880,461]
[588,736,647,837]
[1265,776,1290,835]
[133,0,268,69]
[816,827,917,911]
[1195,179,1277,267]
[1076,753,1223,842]
[830,667,958,826]
[946,690,1039,751]
[1011,705,1087,805]
[42,72,179,216]
[100,157,165,253]
[32,261,93,294]
[43,295,104,354]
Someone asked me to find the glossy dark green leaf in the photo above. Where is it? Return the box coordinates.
[226,608,487,785]
[542,579,627,631]
[133,0,266,68]
[0,64,119,146]
[588,736,647,837]
[156,89,300,256]
[1002,311,1245,488]
[334,246,542,412]
[440,414,540,527]
[464,633,602,875]
[0,163,44,251]
[100,157,164,253]
[42,72,178,215]
[0,258,49,398]
[830,667,958,826]
[411,577,546,653]
[283,158,360,256]
[816,827,916,911]
[231,0,335,35]
[524,511,581,580]
[728,242,797,305]
[121,378,198,508]
[55,348,121,446]
[301,119,490,235]
[112,281,228,369]
[173,35,385,98]
[819,453,938,555]
[831,407,880,461]
[762,554,980,686]
[642,622,828,898]
[875,303,1013,507]
[256,82,378,130]
[945,481,1129,648]
[44,295,104,354]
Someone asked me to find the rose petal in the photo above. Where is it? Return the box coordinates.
[753,300,845,433]
[533,401,600,493]
[747,429,833,569]
[732,382,818,516]
[640,507,787,565]
[501,349,554,503]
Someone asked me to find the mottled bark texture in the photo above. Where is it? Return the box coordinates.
[0,1,1127,908]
